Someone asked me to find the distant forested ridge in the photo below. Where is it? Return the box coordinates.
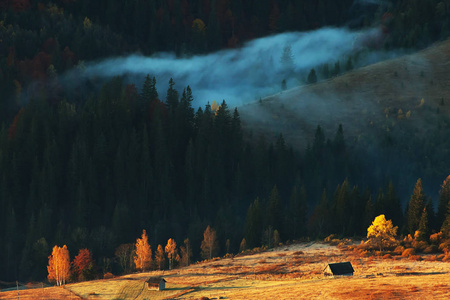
[1,0,450,121]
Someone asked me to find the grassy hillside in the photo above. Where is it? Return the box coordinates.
[239,39,450,149]
[1,242,448,299]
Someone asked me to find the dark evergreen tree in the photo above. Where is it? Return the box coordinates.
[266,185,282,236]
[166,78,179,113]
[287,184,307,239]
[307,68,317,84]
[244,198,263,248]
[442,204,450,237]
[407,178,427,236]
[437,175,450,229]
[416,208,429,242]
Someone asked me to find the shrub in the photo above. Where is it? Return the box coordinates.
[423,245,438,254]
[358,250,369,257]
[412,240,428,252]
[103,272,114,279]
[393,246,405,255]
[324,234,336,243]
[402,248,415,257]
[382,254,392,259]
[430,232,443,245]
[402,234,414,248]
[409,255,422,261]
[439,240,450,254]
[424,255,438,262]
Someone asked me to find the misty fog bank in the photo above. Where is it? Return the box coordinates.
[78,26,392,108]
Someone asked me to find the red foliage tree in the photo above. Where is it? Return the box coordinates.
[8,107,25,140]
[72,249,94,281]
[11,0,30,12]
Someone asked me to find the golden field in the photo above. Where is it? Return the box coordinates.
[1,241,449,300]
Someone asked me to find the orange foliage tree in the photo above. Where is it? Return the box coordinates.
[165,238,178,270]
[155,244,165,270]
[200,225,219,260]
[72,249,94,281]
[134,229,152,271]
[47,245,70,286]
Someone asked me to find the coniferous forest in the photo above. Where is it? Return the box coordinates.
[1,0,450,283]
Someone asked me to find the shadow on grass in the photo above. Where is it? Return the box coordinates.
[395,271,448,276]
[198,285,250,291]
[163,287,191,291]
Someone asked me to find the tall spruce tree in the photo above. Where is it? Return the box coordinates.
[407,178,426,236]
[244,197,263,248]
[416,207,429,241]
[437,175,450,229]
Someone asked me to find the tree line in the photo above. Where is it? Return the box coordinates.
[2,1,450,123]
[1,74,450,282]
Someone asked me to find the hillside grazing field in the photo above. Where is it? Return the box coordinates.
[1,242,448,299]
[239,39,450,147]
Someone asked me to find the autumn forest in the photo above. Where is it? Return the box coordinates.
[1,0,450,285]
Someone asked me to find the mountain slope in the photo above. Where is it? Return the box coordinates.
[239,39,450,149]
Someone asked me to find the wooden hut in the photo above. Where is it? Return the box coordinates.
[323,262,354,277]
[146,277,166,291]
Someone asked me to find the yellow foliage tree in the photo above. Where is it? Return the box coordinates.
[192,18,206,31]
[211,100,219,112]
[47,245,70,286]
[134,229,152,271]
[165,238,178,270]
[367,214,398,251]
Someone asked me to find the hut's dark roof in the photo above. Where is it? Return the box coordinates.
[146,277,166,284]
[325,262,354,275]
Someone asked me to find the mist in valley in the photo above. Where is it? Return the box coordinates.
[74,26,393,109]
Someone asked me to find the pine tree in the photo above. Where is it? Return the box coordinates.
[166,78,179,113]
[141,75,158,103]
[334,179,350,235]
[441,204,450,237]
[288,185,307,238]
[345,57,353,71]
[141,74,153,102]
[207,0,222,51]
[437,175,450,229]
[245,198,263,248]
[267,185,282,234]
[307,68,317,84]
[333,60,341,76]
[407,179,426,235]
[385,182,403,229]
[416,208,429,242]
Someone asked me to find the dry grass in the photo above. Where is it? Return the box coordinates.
[0,286,83,300]
[3,241,449,299]
[239,39,450,149]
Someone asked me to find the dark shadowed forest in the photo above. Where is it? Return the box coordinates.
[1,0,450,283]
